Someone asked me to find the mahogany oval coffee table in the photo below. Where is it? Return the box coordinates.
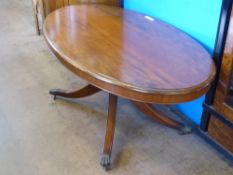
[43,5,216,170]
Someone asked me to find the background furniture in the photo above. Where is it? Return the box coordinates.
[201,1,233,154]
[32,0,123,35]
[32,0,45,35]
[44,5,216,169]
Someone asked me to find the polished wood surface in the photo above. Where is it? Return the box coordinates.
[131,101,191,134]
[132,101,183,129]
[44,5,216,104]
[101,94,118,170]
[49,84,101,99]
[44,5,216,169]
[209,117,233,154]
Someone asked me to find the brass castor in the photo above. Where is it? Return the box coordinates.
[100,154,111,171]
[49,89,60,100]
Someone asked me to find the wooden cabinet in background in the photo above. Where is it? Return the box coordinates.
[42,0,122,17]
[32,0,123,35]
[201,3,233,155]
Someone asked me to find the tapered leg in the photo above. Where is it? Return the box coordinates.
[49,84,101,100]
[100,94,118,170]
[132,101,192,134]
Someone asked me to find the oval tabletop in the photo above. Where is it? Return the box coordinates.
[43,5,216,104]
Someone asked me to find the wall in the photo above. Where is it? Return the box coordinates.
[124,0,222,124]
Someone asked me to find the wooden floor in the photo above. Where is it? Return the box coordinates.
[0,0,232,174]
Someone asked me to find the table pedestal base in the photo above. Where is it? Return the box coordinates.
[49,84,192,170]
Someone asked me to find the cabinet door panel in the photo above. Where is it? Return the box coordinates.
[213,7,233,122]
[209,117,233,153]
[208,5,233,155]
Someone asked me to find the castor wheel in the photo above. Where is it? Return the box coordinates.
[49,89,60,100]
[178,125,193,135]
[100,154,111,171]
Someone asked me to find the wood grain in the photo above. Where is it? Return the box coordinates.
[49,84,101,99]
[208,117,233,154]
[212,8,233,122]
[33,0,121,35]
[42,0,122,17]
[43,5,216,104]
[132,101,183,129]
[207,6,233,155]
[103,94,117,155]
